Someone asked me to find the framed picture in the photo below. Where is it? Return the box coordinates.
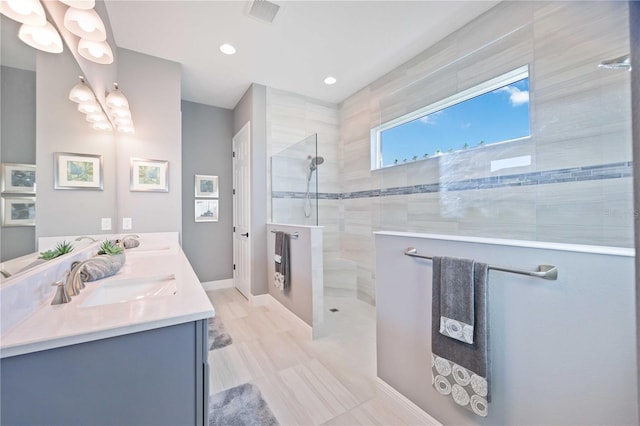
[54,152,103,190]
[195,199,218,222]
[130,158,169,192]
[195,174,219,198]
[2,196,36,227]
[1,163,36,194]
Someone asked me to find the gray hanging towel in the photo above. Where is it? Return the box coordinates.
[431,256,490,417]
[439,257,475,344]
[273,231,290,291]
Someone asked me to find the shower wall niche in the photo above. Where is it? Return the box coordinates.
[271,134,322,226]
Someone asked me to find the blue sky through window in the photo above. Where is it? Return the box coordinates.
[380,78,530,166]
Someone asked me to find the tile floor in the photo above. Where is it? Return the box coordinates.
[206,288,432,425]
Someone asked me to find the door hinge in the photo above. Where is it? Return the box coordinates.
[232,189,236,195]
[233,226,236,232]
[232,151,236,158]
[233,264,236,270]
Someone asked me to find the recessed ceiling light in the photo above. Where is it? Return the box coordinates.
[219,43,236,55]
[323,76,337,85]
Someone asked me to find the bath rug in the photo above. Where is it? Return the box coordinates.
[208,316,233,351]
[209,383,279,426]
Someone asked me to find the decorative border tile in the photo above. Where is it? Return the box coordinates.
[271,162,632,200]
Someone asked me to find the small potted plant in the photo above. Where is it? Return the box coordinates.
[38,241,74,260]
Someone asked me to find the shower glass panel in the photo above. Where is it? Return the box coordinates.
[271,134,321,226]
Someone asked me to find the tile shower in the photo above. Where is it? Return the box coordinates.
[267,0,632,306]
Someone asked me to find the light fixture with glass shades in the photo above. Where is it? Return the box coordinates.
[58,0,95,10]
[18,21,63,53]
[68,76,94,103]
[77,38,113,64]
[0,0,46,26]
[68,76,110,131]
[63,7,106,41]
[106,83,135,134]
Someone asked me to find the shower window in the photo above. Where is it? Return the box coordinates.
[371,66,530,169]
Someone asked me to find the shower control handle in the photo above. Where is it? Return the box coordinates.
[241,232,249,237]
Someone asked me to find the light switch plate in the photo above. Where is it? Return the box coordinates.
[101,218,112,231]
[123,217,132,230]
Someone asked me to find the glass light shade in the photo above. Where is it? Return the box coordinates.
[77,38,113,64]
[69,80,93,103]
[92,121,113,131]
[1,0,46,26]
[18,22,63,53]
[106,88,129,109]
[114,116,133,127]
[117,125,135,134]
[109,108,131,119]
[64,7,106,41]
[85,112,108,123]
[78,100,100,114]
[58,0,95,10]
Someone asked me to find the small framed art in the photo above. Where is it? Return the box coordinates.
[130,158,169,192]
[54,152,103,190]
[195,174,219,198]
[195,199,218,222]
[1,163,36,194]
[2,197,36,227]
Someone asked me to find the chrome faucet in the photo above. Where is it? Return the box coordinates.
[75,236,97,243]
[64,257,110,297]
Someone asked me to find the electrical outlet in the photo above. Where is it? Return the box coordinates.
[123,217,132,230]
[101,218,112,231]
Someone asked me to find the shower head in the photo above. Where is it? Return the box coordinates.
[308,156,325,172]
[598,54,631,70]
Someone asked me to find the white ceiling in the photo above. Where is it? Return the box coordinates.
[104,1,499,110]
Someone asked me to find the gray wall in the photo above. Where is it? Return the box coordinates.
[35,47,182,240]
[375,233,637,425]
[630,0,640,418]
[181,100,233,283]
[36,50,117,239]
[233,84,268,296]
[115,48,182,234]
[1,66,36,261]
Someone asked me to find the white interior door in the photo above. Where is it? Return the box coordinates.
[232,122,251,299]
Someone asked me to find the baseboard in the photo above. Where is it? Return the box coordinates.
[376,378,442,426]
[249,293,270,306]
[201,279,234,291]
[263,294,314,340]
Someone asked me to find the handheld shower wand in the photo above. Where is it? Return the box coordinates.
[304,155,324,218]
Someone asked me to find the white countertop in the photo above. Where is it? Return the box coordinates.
[0,235,214,358]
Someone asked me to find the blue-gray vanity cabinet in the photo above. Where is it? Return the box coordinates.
[0,319,209,426]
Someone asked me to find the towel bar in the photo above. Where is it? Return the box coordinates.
[404,247,558,281]
[270,230,300,239]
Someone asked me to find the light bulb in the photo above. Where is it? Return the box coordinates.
[118,125,135,134]
[69,79,93,103]
[110,108,131,119]
[92,121,112,131]
[63,7,106,41]
[8,0,32,16]
[115,117,133,127]
[78,39,113,64]
[77,18,96,33]
[106,88,129,109]
[32,27,55,46]
[1,0,45,26]
[87,44,104,58]
[18,22,63,53]
[86,112,107,123]
[78,100,100,114]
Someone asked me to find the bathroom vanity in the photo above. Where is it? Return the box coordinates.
[0,233,214,426]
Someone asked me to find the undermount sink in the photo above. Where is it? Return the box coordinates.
[80,274,177,307]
